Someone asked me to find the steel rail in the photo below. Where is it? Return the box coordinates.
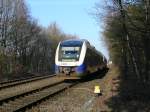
[0,81,76,112]
[0,79,63,105]
[0,74,56,90]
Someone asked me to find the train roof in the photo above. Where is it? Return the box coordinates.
[60,39,106,59]
[60,39,90,46]
[61,39,89,43]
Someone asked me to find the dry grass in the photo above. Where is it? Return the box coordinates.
[99,65,150,112]
[90,65,120,112]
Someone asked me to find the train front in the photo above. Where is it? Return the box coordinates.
[55,40,87,78]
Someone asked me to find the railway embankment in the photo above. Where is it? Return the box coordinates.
[27,78,103,112]
[94,65,150,112]
[27,67,116,112]
[0,76,65,112]
[0,65,126,112]
[91,65,120,111]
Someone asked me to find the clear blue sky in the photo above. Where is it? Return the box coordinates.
[26,0,109,59]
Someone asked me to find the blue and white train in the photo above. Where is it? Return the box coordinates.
[55,39,107,78]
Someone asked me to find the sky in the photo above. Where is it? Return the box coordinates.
[26,0,109,59]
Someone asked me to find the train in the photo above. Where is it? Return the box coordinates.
[55,39,107,78]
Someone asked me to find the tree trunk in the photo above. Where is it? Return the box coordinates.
[118,0,141,80]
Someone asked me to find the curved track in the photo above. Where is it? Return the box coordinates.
[0,74,56,90]
[0,73,80,112]
[0,80,75,112]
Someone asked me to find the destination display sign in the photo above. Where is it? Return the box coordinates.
[61,47,80,51]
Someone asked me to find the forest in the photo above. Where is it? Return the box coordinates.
[0,0,77,80]
[1,0,150,98]
[95,0,150,102]
[0,0,149,111]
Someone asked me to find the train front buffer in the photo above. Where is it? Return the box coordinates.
[55,64,87,78]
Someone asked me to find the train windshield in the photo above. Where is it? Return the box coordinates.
[59,41,83,62]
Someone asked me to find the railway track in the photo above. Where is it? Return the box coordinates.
[0,73,35,84]
[0,74,56,90]
[0,80,75,112]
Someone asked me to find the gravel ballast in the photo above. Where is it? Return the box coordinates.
[27,72,111,112]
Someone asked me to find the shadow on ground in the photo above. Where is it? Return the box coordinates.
[64,68,109,83]
[104,75,150,112]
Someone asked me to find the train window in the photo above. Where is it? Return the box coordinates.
[59,46,81,62]
[85,48,97,66]
[60,40,83,47]
[58,40,83,62]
